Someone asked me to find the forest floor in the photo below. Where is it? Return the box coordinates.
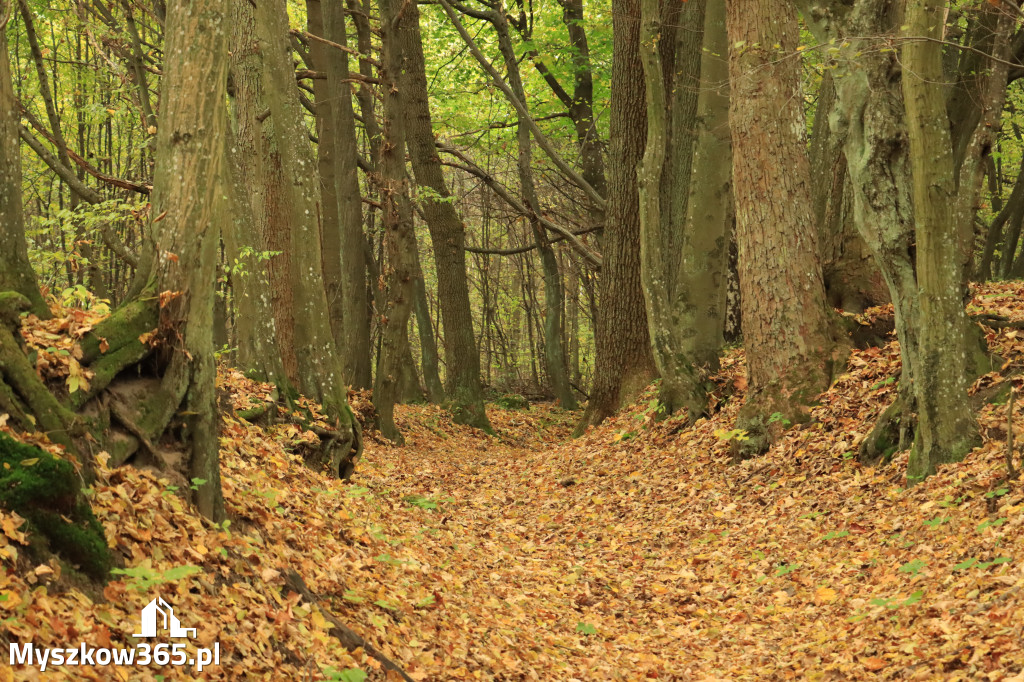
[4,283,1024,680]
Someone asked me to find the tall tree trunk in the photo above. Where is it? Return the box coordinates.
[397,1,492,429]
[797,0,997,477]
[0,18,48,318]
[144,0,230,520]
[557,0,607,201]
[230,0,360,474]
[637,0,705,418]
[312,0,373,389]
[373,0,419,443]
[488,9,578,410]
[411,250,445,403]
[679,2,733,370]
[222,121,287,389]
[726,0,846,455]
[901,0,980,480]
[306,0,347,357]
[578,0,658,431]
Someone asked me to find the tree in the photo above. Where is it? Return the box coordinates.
[306,0,373,390]
[0,7,48,318]
[229,0,360,475]
[901,0,980,479]
[397,0,493,430]
[141,0,231,519]
[578,0,658,431]
[726,0,847,454]
[795,0,1004,478]
[373,0,420,443]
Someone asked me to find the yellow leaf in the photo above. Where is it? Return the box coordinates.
[814,586,838,604]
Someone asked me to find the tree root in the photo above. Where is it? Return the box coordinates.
[284,570,414,681]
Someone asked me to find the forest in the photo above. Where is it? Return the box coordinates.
[2,0,1024,678]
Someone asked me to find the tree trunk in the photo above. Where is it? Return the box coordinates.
[229,0,360,474]
[578,0,658,431]
[679,2,733,370]
[901,0,980,480]
[411,253,445,403]
[726,0,846,455]
[306,0,347,358]
[809,72,889,313]
[373,0,420,444]
[0,23,48,318]
[488,10,579,410]
[557,0,607,201]
[397,0,492,429]
[637,0,706,419]
[313,0,373,389]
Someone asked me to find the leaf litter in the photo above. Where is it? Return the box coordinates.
[2,282,1024,680]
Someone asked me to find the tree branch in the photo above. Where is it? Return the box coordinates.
[435,0,606,209]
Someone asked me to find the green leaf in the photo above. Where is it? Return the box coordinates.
[952,557,978,571]
[978,556,1012,570]
[898,558,927,576]
[977,518,1007,532]
[343,590,366,603]
[575,622,597,635]
[822,530,849,540]
[324,668,367,682]
[901,590,924,607]
[161,565,203,581]
[775,563,799,577]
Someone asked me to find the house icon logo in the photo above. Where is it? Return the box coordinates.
[134,597,197,638]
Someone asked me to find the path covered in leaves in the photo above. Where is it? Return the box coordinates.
[2,283,1024,680]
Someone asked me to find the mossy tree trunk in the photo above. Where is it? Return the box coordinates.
[637,0,706,420]
[140,0,230,521]
[797,0,1001,478]
[0,18,48,319]
[637,0,733,419]
[228,0,361,473]
[901,0,980,480]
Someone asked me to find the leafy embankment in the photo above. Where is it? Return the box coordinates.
[2,282,1024,680]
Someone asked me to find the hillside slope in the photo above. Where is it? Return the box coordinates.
[3,283,1024,680]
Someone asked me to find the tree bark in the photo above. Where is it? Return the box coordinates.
[144,0,231,520]
[373,0,420,443]
[727,0,846,455]
[0,19,48,317]
[901,0,980,480]
[397,0,493,428]
[637,0,706,419]
[578,0,658,431]
[308,0,373,389]
[229,0,360,474]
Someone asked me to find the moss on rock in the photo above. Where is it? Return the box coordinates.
[0,433,111,580]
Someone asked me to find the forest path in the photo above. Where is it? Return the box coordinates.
[354,308,1024,680]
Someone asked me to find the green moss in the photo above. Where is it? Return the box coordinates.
[0,433,111,580]
[493,394,530,411]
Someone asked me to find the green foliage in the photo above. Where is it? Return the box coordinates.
[323,667,367,682]
[110,564,203,592]
[0,433,112,580]
[898,558,927,576]
[404,494,440,510]
[575,622,597,635]
[493,394,530,411]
